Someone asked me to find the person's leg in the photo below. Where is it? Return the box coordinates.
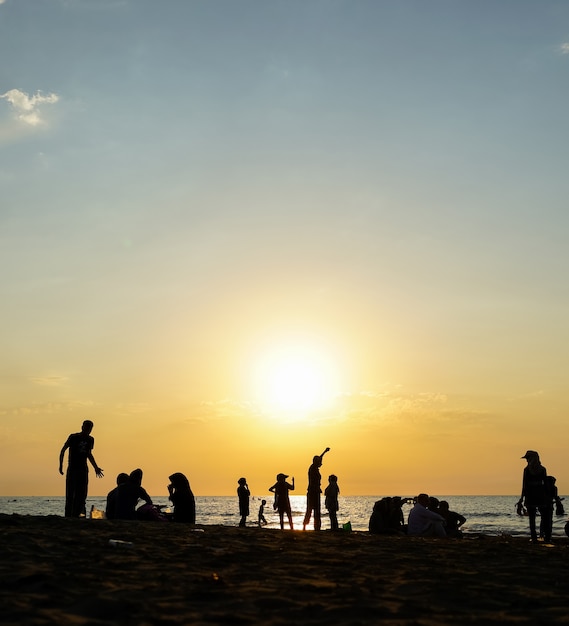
[73,469,89,517]
[303,505,312,530]
[65,470,74,517]
[286,505,294,530]
[539,505,553,542]
[527,506,538,542]
[329,510,338,531]
[314,505,321,531]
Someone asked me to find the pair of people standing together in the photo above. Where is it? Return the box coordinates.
[268,447,339,530]
[303,447,340,531]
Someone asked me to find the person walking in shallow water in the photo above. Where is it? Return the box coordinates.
[258,499,268,527]
[59,420,104,517]
[518,450,551,543]
[303,447,330,531]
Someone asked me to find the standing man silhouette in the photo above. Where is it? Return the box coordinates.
[59,420,104,517]
[303,447,330,530]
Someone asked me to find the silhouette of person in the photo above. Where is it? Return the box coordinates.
[114,468,153,520]
[269,473,295,530]
[105,472,129,520]
[407,493,446,537]
[324,474,340,531]
[58,420,104,517]
[237,477,250,527]
[518,450,550,543]
[168,472,196,523]
[438,500,466,538]
[368,497,406,534]
[303,447,330,531]
[258,499,268,527]
[546,476,565,516]
[428,496,440,515]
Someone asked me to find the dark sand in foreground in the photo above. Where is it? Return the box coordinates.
[2,514,569,625]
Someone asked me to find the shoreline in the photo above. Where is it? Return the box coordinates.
[3,514,569,624]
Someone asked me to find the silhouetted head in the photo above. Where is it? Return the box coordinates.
[416,493,429,507]
[116,472,129,485]
[428,496,440,510]
[276,473,288,481]
[439,500,449,513]
[522,450,539,460]
[81,420,94,434]
[328,474,338,483]
[169,472,190,490]
[313,455,323,466]
[238,477,247,485]
[261,499,266,505]
[129,468,143,486]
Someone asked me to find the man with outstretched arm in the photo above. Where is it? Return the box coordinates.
[59,420,104,517]
[303,447,330,531]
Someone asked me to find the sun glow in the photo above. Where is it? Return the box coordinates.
[251,343,340,419]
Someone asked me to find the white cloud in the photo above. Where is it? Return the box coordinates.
[561,43,569,55]
[0,88,60,126]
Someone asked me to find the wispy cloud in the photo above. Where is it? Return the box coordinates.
[0,89,59,126]
[114,402,152,415]
[30,376,68,386]
[199,398,258,421]
[6,401,94,416]
[334,389,492,433]
[560,43,569,55]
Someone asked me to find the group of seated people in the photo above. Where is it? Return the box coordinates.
[105,469,196,523]
[369,493,466,537]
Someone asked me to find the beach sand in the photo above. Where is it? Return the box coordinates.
[2,514,569,625]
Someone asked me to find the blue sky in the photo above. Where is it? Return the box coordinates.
[1,0,569,496]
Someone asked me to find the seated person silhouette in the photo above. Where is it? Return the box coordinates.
[167,472,196,523]
[114,468,153,520]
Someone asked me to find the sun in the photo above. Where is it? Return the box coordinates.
[251,342,339,419]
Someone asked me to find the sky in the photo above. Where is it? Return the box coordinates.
[1,0,569,498]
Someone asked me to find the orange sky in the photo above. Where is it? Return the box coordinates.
[2,1,569,498]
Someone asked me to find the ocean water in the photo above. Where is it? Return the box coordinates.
[1,495,568,537]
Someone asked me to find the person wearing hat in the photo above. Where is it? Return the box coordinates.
[269,473,295,530]
[518,450,551,543]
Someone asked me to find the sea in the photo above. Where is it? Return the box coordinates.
[1,495,568,537]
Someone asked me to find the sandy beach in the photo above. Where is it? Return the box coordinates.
[2,514,569,625]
